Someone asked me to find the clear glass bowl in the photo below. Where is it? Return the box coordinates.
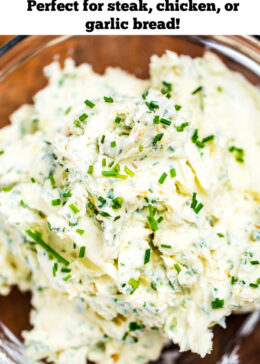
[0,35,259,364]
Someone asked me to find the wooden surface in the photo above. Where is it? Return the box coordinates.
[0,35,260,364]
[0,35,13,47]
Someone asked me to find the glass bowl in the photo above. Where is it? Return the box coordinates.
[0,35,259,364]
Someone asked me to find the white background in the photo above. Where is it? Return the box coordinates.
[0,0,259,35]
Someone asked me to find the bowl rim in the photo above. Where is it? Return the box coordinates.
[0,35,259,81]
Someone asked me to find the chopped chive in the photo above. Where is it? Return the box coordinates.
[65,106,72,115]
[174,263,181,273]
[114,216,121,221]
[161,244,172,249]
[87,165,94,175]
[111,141,116,148]
[63,190,72,198]
[162,81,173,92]
[257,278,260,285]
[112,197,123,209]
[31,177,36,183]
[63,275,72,281]
[196,141,205,148]
[142,90,148,100]
[52,199,61,206]
[176,122,189,132]
[104,96,114,103]
[168,146,175,152]
[157,216,163,223]
[20,200,26,207]
[32,118,39,124]
[251,260,260,265]
[217,86,223,92]
[49,175,55,186]
[192,86,203,95]
[129,277,140,290]
[2,185,14,192]
[108,161,114,168]
[102,170,118,177]
[102,158,106,167]
[122,332,128,341]
[79,113,88,122]
[249,283,258,288]
[84,99,95,108]
[129,322,143,331]
[52,262,58,277]
[69,204,79,214]
[202,135,214,143]
[61,267,71,273]
[191,193,197,210]
[160,118,171,126]
[175,104,182,111]
[76,229,84,235]
[145,101,159,112]
[79,246,86,258]
[101,135,105,144]
[153,115,160,124]
[115,116,121,124]
[170,168,176,178]
[139,145,143,152]
[191,129,199,143]
[194,203,204,214]
[211,298,224,309]
[99,211,111,217]
[124,166,135,177]
[98,196,106,208]
[229,145,244,163]
[231,276,237,285]
[217,233,224,238]
[26,229,69,266]
[151,281,157,291]
[152,133,164,146]
[158,172,168,184]
[74,120,81,128]
[147,205,158,231]
[0,150,4,156]
[144,249,151,264]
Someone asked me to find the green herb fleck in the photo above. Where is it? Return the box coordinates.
[52,199,61,206]
[176,122,189,132]
[69,204,80,214]
[79,113,88,122]
[144,249,151,264]
[161,244,172,249]
[211,298,224,309]
[115,116,121,124]
[102,170,118,177]
[158,172,168,184]
[111,141,116,148]
[87,165,94,175]
[192,86,203,95]
[170,168,176,178]
[160,118,171,126]
[76,229,84,235]
[104,96,114,103]
[84,99,95,108]
[174,263,181,273]
[129,322,143,332]
[152,133,164,146]
[79,246,86,258]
